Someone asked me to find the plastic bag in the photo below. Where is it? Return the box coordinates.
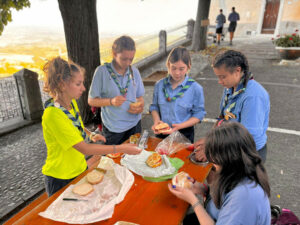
[155,131,191,155]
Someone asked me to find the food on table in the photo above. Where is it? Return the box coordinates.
[146,152,162,168]
[72,183,94,196]
[129,134,139,144]
[86,169,104,185]
[154,122,172,133]
[172,171,193,189]
[107,152,122,158]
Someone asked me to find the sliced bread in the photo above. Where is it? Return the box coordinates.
[72,183,94,196]
[86,169,104,185]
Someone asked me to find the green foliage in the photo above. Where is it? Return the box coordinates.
[273,30,300,48]
[0,0,30,35]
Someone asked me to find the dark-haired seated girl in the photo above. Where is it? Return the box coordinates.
[169,122,271,225]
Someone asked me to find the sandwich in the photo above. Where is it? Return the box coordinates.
[146,152,162,168]
[154,122,172,133]
[72,183,94,196]
[86,169,104,185]
[172,171,193,189]
[107,152,122,158]
[130,101,142,107]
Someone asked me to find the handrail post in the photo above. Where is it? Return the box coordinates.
[187,19,195,40]
[13,69,43,121]
[159,30,167,55]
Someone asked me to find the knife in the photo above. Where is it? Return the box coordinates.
[63,198,88,202]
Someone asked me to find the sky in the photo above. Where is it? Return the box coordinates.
[4,0,198,36]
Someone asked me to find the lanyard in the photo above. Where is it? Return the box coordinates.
[163,75,195,102]
[44,98,88,141]
[105,63,133,96]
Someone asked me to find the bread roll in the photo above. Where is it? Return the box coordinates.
[172,171,193,189]
[146,152,162,168]
[72,183,94,196]
[86,169,104,185]
[107,152,122,158]
[155,122,171,133]
[130,102,142,107]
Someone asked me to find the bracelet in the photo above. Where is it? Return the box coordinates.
[113,145,116,153]
[192,200,201,210]
[109,98,113,106]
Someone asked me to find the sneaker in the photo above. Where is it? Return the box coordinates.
[229,41,233,46]
[217,41,220,45]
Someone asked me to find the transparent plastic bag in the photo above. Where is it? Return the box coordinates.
[155,131,191,155]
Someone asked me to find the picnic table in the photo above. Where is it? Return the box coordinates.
[5,136,212,225]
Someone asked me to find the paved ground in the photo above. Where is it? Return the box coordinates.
[1,36,299,223]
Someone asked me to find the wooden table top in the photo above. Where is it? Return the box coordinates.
[7,137,212,225]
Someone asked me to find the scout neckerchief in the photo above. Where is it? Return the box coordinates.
[221,73,254,120]
[105,62,132,96]
[163,75,195,102]
[44,98,89,141]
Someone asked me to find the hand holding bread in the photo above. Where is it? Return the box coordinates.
[172,171,193,189]
[152,122,172,134]
[128,101,143,114]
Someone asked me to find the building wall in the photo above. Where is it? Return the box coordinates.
[209,0,300,36]
[279,0,300,34]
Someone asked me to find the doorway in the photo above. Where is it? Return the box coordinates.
[261,0,280,34]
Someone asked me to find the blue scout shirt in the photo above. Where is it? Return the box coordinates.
[220,80,269,150]
[149,76,206,126]
[89,62,145,133]
[206,179,271,225]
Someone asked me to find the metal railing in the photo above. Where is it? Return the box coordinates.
[0,77,23,122]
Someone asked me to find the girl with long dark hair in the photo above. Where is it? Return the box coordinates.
[169,122,271,224]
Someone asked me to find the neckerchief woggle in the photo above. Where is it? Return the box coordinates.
[163,75,195,102]
[105,62,132,96]
[44,98,89,141]
[220,73,254,120]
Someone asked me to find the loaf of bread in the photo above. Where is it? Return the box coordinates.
[86,169,104,185]
[72,183,94,196]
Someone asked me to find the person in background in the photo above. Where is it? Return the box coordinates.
[88,36,145,145]
[215,9,226,45]
[228,7,240,45]
[42,57,141,196]
[169,122,271,225]
[149,46,206,143]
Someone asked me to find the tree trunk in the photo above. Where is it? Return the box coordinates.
[191,0,211,51]
[58,0,100,123]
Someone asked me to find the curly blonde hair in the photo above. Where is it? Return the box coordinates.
[43,57,84,98]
